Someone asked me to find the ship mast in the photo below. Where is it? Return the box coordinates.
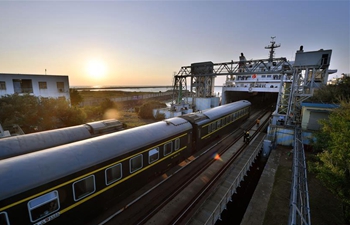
[265,36,281,62]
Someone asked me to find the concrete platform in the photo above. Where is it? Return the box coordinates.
[186,133,266,225]
[240,147,281,225]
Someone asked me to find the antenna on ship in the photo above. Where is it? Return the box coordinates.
[265,36,280,62]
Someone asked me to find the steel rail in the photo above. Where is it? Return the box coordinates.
[98,108,268,225]
[170,111,270,225]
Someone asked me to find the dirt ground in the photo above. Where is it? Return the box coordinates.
[79,90,173,128]
[263,146,344,225]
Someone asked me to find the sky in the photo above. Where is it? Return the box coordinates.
[0,1,349,87]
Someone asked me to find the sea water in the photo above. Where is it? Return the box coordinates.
[73,86,224,97]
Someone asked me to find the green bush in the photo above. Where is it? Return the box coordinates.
[155,112,166,121]
[138,101,166,119]
[0,94,87,133]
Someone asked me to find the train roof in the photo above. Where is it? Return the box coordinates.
[180,100,251,124]
[202,100,251,119]
[0,125,91,160]
[0,117,192,201]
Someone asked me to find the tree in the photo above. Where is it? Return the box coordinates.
[311,100,350,223]
[0,94,40,133]
[39,97,86,129]
[0,94,87,133]
[100,98,115,113]
[310,76,350,103]
[69,88,83,106]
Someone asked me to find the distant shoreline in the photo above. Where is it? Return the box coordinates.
[71,86,173,90]
[71,85,223,90]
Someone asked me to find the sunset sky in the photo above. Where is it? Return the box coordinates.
[0,1,349,87]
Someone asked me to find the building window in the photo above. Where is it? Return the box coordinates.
[0,212,9,225]
[39,82,47,89]
[130,155,143,173]
[28,191,60,222]
[105,164,122,185]
[73,176,96,201]
[0,81,6,90]
[57,82,64,92]
[164,142,172,156]
[148,148,159,164]
[13,79,33,93]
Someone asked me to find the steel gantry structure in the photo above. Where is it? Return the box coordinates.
[172,39,333,225]
[172,38,294,107]
[286,47,332,225]
[172,57,293,104]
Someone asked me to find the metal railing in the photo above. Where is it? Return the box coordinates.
[202,136,265,224]
[288,127,311,225]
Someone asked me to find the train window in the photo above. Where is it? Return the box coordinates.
[217,120,221,128]
[208,124,212,133]
[105,164,122,185]
[149,148,159,164]
[130,155,143,173]
[28,191,60,222]
[212,122,216,131]
[164,142,173,156]
[73,175,96,201]
[0,212,9,225]
[174,139,180,151]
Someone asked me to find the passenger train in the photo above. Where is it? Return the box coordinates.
[0,119,123,160]
[0,100,251,225]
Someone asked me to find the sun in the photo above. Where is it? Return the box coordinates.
[86,60,107,79]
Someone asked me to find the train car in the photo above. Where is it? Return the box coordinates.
[181,100,251,150]
[0,119,123,160]
[85,119,123,136]
[0,117,192,225]
[0,125,91,160]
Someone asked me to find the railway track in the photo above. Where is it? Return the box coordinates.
[90,109,271,225]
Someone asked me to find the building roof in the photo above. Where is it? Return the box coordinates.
[301,102,339,108]
[0,73,68,77]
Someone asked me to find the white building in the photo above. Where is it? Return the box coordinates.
[0,73,70,100]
